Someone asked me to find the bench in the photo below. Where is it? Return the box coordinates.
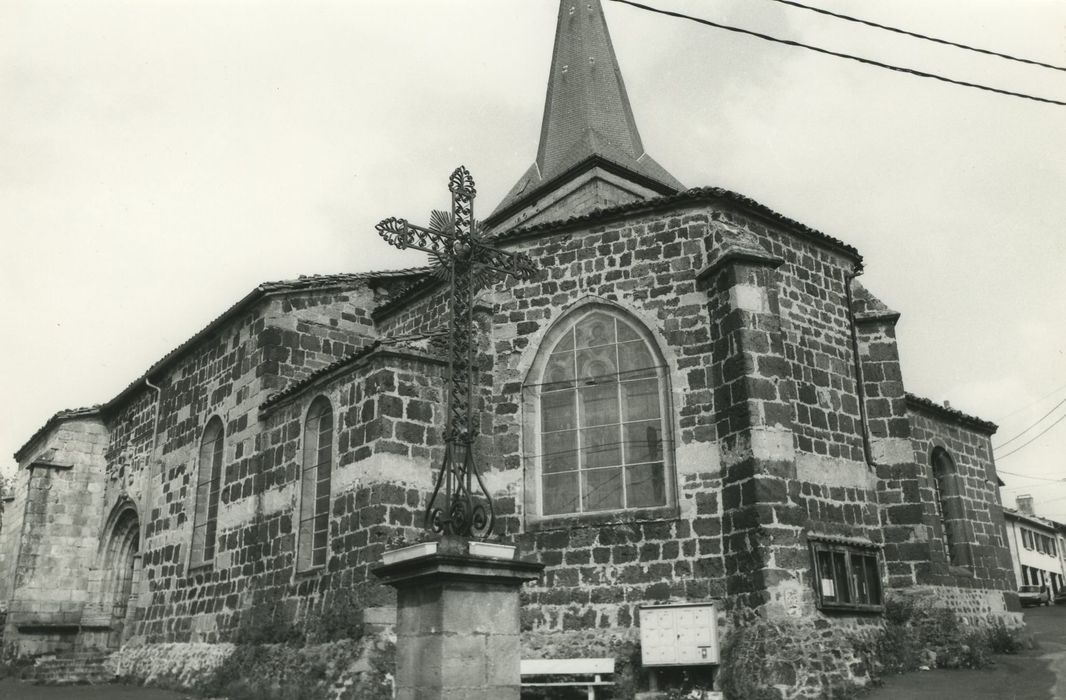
[520,657,615,699]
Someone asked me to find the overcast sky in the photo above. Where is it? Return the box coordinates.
[2,0,1064,516]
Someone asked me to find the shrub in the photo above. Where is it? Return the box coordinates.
[303,587,366,644]
[876,594,1024,674]
[985,619,1025,655]
[234,589,303,646]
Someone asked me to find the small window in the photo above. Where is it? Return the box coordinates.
[810,540,883,612]
[297,397,333,572]
[191,417,224,568]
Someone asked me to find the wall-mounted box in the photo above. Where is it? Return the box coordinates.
[639,602,719,666]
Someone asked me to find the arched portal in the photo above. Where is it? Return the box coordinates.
[101,505,141,649]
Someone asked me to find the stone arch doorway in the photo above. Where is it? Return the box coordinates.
[101,504,141,649]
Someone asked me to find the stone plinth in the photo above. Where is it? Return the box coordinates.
[373,536,544,700]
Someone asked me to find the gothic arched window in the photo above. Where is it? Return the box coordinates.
[931,447,971,567]
[298,397,333,571]
[532,307,673,517]
[191,416,224,568]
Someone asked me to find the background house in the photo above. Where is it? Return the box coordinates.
[1004,496,1066,595]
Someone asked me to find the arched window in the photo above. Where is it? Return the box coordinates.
[191,417,224,568]
[931,447,971,567]
[298,397,333,571]
[531,307,672,517]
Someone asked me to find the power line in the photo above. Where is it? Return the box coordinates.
[996,412,1066,461]
[521,364,667,390]
[998,469,1066,483]
[766,0,1066,74]
[606,0,1066,107]
[998,381,1066,421]
[994,396,1066,449]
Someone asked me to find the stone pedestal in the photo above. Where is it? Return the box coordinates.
[373,536,544,700]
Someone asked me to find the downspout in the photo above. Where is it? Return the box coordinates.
[141,378,163,603]
[844,268,877,468]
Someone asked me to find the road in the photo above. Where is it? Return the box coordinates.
[865,603,1066,700]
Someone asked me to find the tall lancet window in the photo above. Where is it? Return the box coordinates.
[534,308,672,517]
[298,397,333,571]
[931,447,972,567]
[191,416,224,568]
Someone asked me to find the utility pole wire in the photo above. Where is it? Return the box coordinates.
[998,469,1066,483]
[996,412,1066,461]
[606,0,1066,107]
[767,0,1066,74]
[994,396,1066,449]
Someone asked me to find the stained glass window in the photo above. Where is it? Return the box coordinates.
[538,310,668,516]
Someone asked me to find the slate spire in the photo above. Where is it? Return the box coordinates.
[486,0,683,228]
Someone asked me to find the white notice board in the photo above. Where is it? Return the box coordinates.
[639,602,719,666]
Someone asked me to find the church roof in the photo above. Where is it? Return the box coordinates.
[486,0,683,224]
[375,185,862,322]
[14,406,103,463]
[16,267,433,461]
[905,393,998,435]
[260,333,447,413]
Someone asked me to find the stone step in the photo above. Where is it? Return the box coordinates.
[30,653,116,685]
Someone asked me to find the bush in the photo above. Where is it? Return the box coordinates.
[985,619,1025,655]
[303,588,366,644]
[234,590,303,646]
[876,595,1024,674]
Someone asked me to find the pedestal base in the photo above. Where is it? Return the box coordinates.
[373,536,544,700]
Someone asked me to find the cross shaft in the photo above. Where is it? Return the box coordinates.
[375,166,536,538]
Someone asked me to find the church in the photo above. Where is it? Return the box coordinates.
[0,0,1018,695]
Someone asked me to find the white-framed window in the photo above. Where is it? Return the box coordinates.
[528,306,674,518]
[190,416,224,568]
[297,396,333,572]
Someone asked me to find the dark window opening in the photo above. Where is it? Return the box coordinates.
[811,540,883,612]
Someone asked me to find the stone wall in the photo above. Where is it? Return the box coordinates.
[906,399,1015,594]
[135,345,445,643]
[2,417,108,656]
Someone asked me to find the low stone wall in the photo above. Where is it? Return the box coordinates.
[904,585,1022,628]
[106,635,395,700]
[107,642,236,691]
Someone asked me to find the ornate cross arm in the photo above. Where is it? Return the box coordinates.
[470,243,537,281]
[375,217,460,256]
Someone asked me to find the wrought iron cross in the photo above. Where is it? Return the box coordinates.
[376,166,537,538]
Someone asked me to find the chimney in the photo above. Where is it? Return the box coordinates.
[1017,494,1035,516]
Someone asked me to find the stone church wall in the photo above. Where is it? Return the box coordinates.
[372,200,893,632]
[1,418,108,656]
[134,346,444,643]
[102,285,380,645]
[907,402,1015,596]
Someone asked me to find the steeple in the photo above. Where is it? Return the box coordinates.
[485,0,684,230]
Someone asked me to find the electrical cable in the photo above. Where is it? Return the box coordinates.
[994,396,1066,449]
[996,412,1066,460]
[520,364,668,390]
[998,381,1066,421]
[605,0,1066,107]
[766,0,1066,74]
[997,469,1066,483]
